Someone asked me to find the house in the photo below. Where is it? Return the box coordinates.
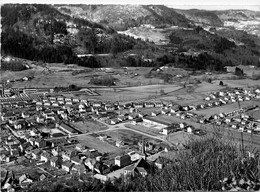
[35,138,46,148]
[110,118,119,125]
[62,161,74,173]
[154,156,164,169]
[50,156,62,168]
[185,126,195,133]
[162,125,179,135]
[115,154,131,167]
[124,158,150,177]
[19,174,33,188]
[71,156,82,165]
[75,144,88,152]
[127,151,140,161]
[144,102,155,108]
[57,123,78,135]
[151,111,161,116]
[154,102,163,108]
[179,122,187,129]
[205,96,211,101]
[118,115,127,122]
[52,146,64,156]
[31,149,42,159]
[36,115,45,123]
[62,149,77,161]
[85,158,96,171]
[132,102,143,109]
[41,151,51,162]
[19,142,31,153]
[21,112,30,119]
[14,120,26,129]
[28,137,36,146]
[161,109,170,115]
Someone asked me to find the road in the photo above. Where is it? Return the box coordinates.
[71,116,260,149]
[37,166,55,177]
[72,117,172,145]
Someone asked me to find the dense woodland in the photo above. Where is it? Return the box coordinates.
[1,4,260,71]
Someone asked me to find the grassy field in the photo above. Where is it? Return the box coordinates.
[91,84,182,103]
[71,120,108,133]
[124,123,160,136]
[194,100,255,117]
[76,135,120,153]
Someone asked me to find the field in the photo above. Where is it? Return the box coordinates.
[76,135,121,153]
[71,120,108,133]
[194,100,255,117]
[91,84,182,103]
[124,123,161,136]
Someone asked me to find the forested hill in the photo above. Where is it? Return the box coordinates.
[1,4,151,67]
[1,4,260,70]
[54,4,193,30]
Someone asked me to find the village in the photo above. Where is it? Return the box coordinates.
[1,81,260,190]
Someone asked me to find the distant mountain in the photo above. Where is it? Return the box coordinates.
[1,4,260,69]
[174,9,223,26]
[214,10,260,37]
[54,4,193,30]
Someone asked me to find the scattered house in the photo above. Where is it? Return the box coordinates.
[71,156,82,166]
[41,151,52,162]
[21,112,30,118]
[179,122,187,129]
[62,149,78,161]
[124,158,150,177]
[52,146,64,156]
[162,126,179,135]
[36,115,45,123]
[19,174,33,189]
[62,161,74,173]
[35,138,47,148]
[144,102,155,108]
[115,154,131,167]
[110,118,120,125]
[132,102,143,109]
[151,111,161,116]
[185,126,195,133]
[75,144,88,152]
[154,102,163,108]
[31,149,42,159]
[50,156,62,168]
[154,156,164,169]
[57,123,78,136]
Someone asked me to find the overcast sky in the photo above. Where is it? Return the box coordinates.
[2,0,260,11]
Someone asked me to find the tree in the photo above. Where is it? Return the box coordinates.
[219,81,224,86]
[235,67,244,76]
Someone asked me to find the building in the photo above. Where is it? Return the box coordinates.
[35,138,47,148]
[50,156,62,168]
[162,125,179,135]
[124,158,150,177]
[115,154,131,167]
[31,149,42,160]
[62,161,74,173]
[41,151,51,162]
[57,123,78,136]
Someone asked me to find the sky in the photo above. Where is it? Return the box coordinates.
[1,0,260,11]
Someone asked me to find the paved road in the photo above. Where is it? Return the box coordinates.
[37,166,55,177]
[72,116,260,148]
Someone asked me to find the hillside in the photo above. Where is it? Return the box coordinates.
[1,4,152,67]
[174,9,223,26]
[55,4,193,30]
[214,10,260,37]
[1,4,260,71]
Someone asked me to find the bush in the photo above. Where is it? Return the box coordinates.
[89,76,118,86]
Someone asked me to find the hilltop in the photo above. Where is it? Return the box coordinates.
[1,4,260,70]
